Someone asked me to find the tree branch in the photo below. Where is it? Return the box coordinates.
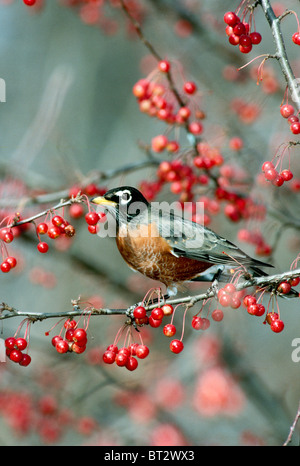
[1,267,299,322]
[259,0,300,110]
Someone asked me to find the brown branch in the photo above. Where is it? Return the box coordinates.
[1,267,299,322]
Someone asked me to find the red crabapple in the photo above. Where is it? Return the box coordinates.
[170,339,184,354]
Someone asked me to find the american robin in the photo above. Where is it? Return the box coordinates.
[91,186,277,296]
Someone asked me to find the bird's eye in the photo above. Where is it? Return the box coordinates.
[119,190,132,204]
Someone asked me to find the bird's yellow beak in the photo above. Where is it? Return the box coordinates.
[91,196,117,207]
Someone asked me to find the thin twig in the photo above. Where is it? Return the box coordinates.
[283,401,300,446]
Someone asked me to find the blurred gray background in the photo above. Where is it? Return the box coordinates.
[0,0,299,446]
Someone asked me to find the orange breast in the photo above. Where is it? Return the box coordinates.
[116,223,210,286]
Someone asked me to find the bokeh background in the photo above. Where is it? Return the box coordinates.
[0,0,299,446]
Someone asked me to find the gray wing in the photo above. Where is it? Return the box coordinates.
[148,206,272,270]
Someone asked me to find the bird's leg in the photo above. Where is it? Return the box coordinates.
[205,268,223,296]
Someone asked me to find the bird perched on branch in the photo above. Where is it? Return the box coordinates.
[91,186,282,297]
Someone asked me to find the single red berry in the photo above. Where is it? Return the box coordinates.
[270,319,284,333]
[247,303,260,315]
[239,34,252,47]
[36,222,48,235]
[266,312,279,325]
[239,43,252,53]
[233,22,246,36]
[0,227,13,242]
[85,212,100,226]
[151,307,164,320]
[224,283,236,294]
[37,242,49,253]
[256,304,265,317]
[228,34,240,46]
[106,344,118,354]
[69,204,84,219]
[161,304,174,316]
[292,32,300,45]
[87,225,98,234]
[264,168,278,181]
[71,343,86,354]
[277,281,292,294]
[55,339,69,354]
[1,261,11,273]
[9,349,23,363]
[183,81,197,94]
[103,350,116,364]
[151,135,168,152]
[128,343,139,356]
[188,121,203,135]
[125,356,138,371]
[290,121,300,134]
[158,60,170,72]
[200,318,211,330]
[15,338,27,351]
[170,339,184,354]
[23,0,36,5]
[191,315,203,330]
[6,256,17,268]
[243,295,257,307]
[135,344,149,359]
[73,328,87,342]
[65,329,75,341]
[289,277,300,287]
[280,104,294,118]
[51,335,62,347]
[64,319,77,329]
[262,161,274,172]
[115,352,128,367]
[281,169,293,181]
[52,215,65,227]
[163,323,176,337]
[211,309,224,322]
[47,225,61,239]
[149,316,162,328]
[250,31,262,44]
[272,174,284,187]
[5,337,16,349]
[133,306,147,319]
[177,106,191,120]
[19,354,31,366]
[224,11,239,27]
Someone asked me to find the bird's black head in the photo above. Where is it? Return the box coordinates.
[91,186,149,221]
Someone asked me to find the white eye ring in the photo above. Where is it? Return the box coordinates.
[116,190,132,205]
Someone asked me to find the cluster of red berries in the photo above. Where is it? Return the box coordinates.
[133,303,185,355]
[262,160,293,188]
[5,337,31,366]
[50,320,88,355]
[237,228,272,257]
[132,60,204,138]
[243,294,266,317]
[217,283,243,309]
[84,210,106,235]
[102,342,149,371]
[0,226,18,273]
[279,103,300,135]
[68,183,107,219]
[224,11,262,54]
[0,254,17,274]
[36,214,76,254]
